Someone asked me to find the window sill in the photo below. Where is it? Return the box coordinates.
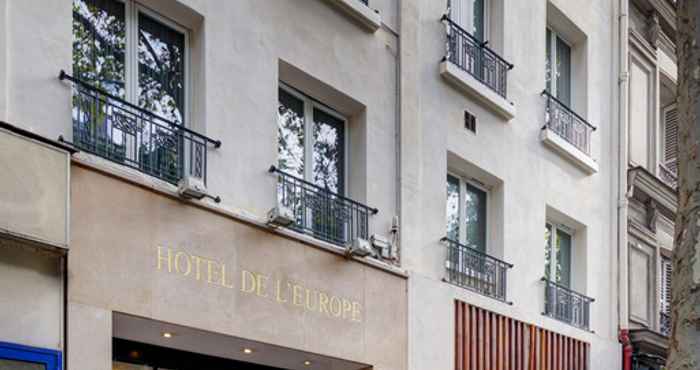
[540,128,599,174]
[324,0,382,33]
[439,61,516,121]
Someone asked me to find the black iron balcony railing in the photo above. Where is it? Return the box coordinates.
[359,0,368,5]
[441,237,513,302]
[59,70,221,185]
[542,278,594,330]
[269,166,378,247]
[541,90,596,156]
[659,161,678,189]
[441,15,513,98]
[660,312,671,336]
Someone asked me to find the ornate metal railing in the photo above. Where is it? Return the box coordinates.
[269,166,378,247]
[542,278,594,330]
[441,15,513,98]
[541,90,596,155]
[660,312,671,337]
[442,237,513,302]
[59,70,221,185]
[659,162,678,189]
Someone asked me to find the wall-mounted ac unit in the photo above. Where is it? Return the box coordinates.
[267,204,295,227]
[177,175,207,200]
[347,237,373,257]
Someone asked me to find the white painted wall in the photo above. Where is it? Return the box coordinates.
[401,0,620,368]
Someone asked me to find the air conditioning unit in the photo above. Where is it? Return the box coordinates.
[177,176,207,200]
[347,237,373,257]
[267,204,295,227]
[371,234,392,259]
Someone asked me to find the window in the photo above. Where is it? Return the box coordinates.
[277,85,347,194]
[73,0,188,125]
[544,222,572,287]
[446,174,487,252]
[660,256,672,314]
[662,104,679,172]
[464,110,476,133]
[545,28,571,106]
[450,0,486,41]
[0,342,62,370]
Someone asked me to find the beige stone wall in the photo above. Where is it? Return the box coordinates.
[68,165,407,370]
[0,127,70,248]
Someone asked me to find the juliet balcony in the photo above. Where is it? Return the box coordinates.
[440,15,515,120]
[268,166,378,248]
[441,237,513,303]
[59,71,221,188]
[540,90,599,174]
[542,278,594,331]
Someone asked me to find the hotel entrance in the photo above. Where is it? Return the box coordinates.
[112,313,370,370]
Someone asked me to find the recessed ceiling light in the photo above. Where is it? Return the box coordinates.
[304,360,312,366]
[242,348,254,354]
[162,332,173,338]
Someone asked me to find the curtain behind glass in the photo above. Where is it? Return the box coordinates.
[138,12,185,125]
[465,184,487,252]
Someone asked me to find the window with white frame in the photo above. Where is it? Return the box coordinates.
[446,174,488,252]
[450,0,487,41]
[544,222,573,287]
[73,0,188,125]
[545,28,572,106]
[277,85,347,194]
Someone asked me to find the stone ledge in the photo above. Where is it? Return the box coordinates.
[324,0,382,33]
[540,128,599,174]
[439,61,516,121]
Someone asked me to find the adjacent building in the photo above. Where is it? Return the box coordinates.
[618,0,678,369]
[1,0,674,370]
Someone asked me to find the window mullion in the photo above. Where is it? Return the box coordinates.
[550,31,558,99]
[459,180,467,245]
[304,100,314,182]
[550,224,558,282]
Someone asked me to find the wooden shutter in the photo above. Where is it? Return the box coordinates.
[455,300,589,370]
[663,105,679,171]
[660,257,673,314]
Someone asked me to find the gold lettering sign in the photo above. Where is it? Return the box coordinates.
[156,246,362,323]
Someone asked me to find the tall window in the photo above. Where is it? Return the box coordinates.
[660,256,672,315]
[73,0,187,124]
[450,0,486,41]
[277,86,346,194]
[545,28,571,106]
[446,174,488,252]
[662,105,679,172]
[544,222,572,287]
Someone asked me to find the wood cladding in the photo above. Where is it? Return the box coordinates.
[455,301,589,370]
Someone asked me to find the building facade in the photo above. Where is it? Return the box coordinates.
[0,0,645,370]
[619,0,678,369]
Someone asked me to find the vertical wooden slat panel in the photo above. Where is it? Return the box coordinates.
[504,318,510,370]
[456,301,462,370]
[573,340,578,370]
[485,311,491,370]
[464,303,470,370]
[471,306,477,370]
[478,308,484,370]
[498,315,504,370]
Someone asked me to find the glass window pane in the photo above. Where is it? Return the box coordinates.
[277,89,305,179]
[555,36,571,106]
[465,183,487,252]
[545,29,552,95]
[471,0,485,41]
[446,175,460,241]
[138,12,185,125]
[312,108,345,195]
[72,0,126,97]
[0,359,46,370]
[544,223,552,280]
[556,228,572,287]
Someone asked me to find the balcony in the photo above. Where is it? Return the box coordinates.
[269,166,378,247]
[542,278,594,330]
[441,237,513,303]
[324,0,381,32]
[59,71,221,186]
[440,16,515,120]
[540,90,599,174]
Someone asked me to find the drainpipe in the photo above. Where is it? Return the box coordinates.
[616,0,631,368]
